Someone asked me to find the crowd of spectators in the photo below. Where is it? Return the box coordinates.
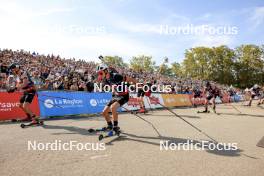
[0,49,235,94]
[0,49,97,92]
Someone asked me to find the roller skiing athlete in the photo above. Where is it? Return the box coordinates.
[227,86,236,103]
[198,82,221,114]
[93,63,136,139]
[192,85,202,108]
[136,79,148,114]
[144,81,153,111]
[7,63,43,127]
[247,84,262,106]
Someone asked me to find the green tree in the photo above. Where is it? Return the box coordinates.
[159,64,173,76]
[171,62,183,77]
[181,44,264,88]
[102,56,127,68]
[234,45,264,88]
[183,47,214,80]
[208,45,236,85]
[129,55,156,72]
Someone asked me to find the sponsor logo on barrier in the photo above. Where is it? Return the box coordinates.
[90,98,109,107]
[191,97,205,105]
[44,99,54,108]
[149,96,160,105]
[38,92,112,117]
[90,99,97,107]
[0,92,40,120]
[0,102,20,111]
[43,98,84,108]
[162,94,192,107]
[123,94,164,111]
[127,97,141,106]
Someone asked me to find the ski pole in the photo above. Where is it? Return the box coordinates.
[145,97,154,113]
[154,101,218,143]
[121,106,161,137]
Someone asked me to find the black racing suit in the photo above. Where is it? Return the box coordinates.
[193,89,202,98]
[20,72,36,104]
[137,83,145,97]
[105,72,129,107]
[205,86,220,101]
[251,88,261,99]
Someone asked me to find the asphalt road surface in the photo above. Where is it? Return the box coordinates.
[0,102,263,176]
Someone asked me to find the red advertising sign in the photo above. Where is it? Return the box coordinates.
[189,93,206,105]
[0,92,40,121]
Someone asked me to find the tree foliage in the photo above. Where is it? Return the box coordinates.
[102,56,127,68]
[129,55,156,72]
[105,45,264,88]
[182,45,264,88]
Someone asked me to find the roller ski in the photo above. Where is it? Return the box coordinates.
[133,108,148,114]
[20,118,44,128]
[98,127,121,141]
[210,105,220,115]
[88,126,112,133]
[197,110,210,113]
[212,110,220,115]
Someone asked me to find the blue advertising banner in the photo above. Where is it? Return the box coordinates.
[230,95,241,102]
[37,91,112,118]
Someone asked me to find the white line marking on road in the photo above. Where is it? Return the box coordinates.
[90,154,109,160]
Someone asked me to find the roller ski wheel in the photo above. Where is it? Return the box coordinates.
[98,128,121,141]
[88,127,110,133]
[20,124,26,128]
[20,120,44,128]
[98,134,104,141]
